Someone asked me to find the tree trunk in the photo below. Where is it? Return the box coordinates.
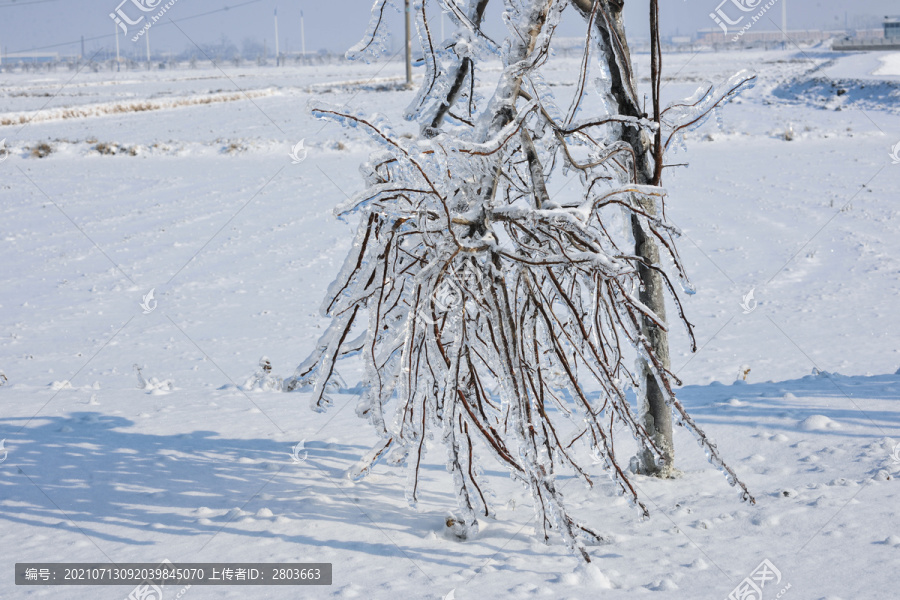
[632,211,675,477]
[572,0,674,476]
[404,0,413,88]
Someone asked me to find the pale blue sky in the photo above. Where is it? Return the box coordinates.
[0,0,895,58]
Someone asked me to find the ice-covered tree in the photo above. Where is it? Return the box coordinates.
[287,0,756,561]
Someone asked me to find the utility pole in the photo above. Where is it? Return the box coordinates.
[404,0,412,88]
[274,7,280,66]
[300,10,306,57]
[115,20,121,71]
[81,35,85,61]
[146,27,151,68]
[782,0,787,48]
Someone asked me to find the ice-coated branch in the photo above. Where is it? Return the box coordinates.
[290,0,757,563]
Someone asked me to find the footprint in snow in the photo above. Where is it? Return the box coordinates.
[647,578,678,591]
[223,508,245,521]
[687,558,709,570]
[828,478,858,487]
[556,563,612,589]
[751,513,781,527]
[799,415,841,431]
[870,470,892,482]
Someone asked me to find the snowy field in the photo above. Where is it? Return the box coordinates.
[1,47,900,599]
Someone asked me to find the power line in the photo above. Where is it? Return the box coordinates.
[0,0,58,8]
[6,0,264,55]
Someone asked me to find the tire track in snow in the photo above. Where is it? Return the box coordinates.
[0,88,280,127]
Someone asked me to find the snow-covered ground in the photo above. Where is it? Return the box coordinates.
[1,48,899,599]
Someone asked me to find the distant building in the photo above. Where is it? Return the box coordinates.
[853,29,887,40]
[696,28,841,46]
[885,17,900,39]
[833,17,900,51]
[1,52,60,63]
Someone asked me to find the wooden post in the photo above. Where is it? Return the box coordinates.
[404,0,412,88]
